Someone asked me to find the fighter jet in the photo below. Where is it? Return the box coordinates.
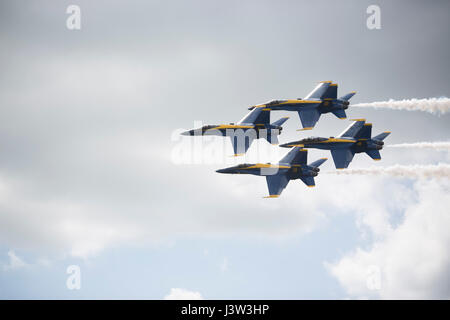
[279,119,391,169]
[181,107,289,156]
[248,81,356,130]
[216,147,327,198]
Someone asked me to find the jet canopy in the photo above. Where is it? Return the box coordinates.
[300,137,328,143]
[265,99,287,106]
[235,163,252,168]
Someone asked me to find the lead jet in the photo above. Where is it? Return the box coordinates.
[248,81,356,130]
[279,119,391,169]
[216,147,327,198]
[181,107,289,156]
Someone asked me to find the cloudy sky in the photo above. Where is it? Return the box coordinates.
[0,0,449,299]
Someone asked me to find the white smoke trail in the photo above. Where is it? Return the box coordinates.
[327,163,450,179]
[387,142,450,151]
[353,97,450,114]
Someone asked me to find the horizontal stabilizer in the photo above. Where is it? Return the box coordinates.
[331,109,347,119]
[340,92,356,101]
[300,176,315,187]
[308,158,327,168]
[331,149,355,169]
[271,116,289,127]
[366,149,381,160]
[298,108,321,130]
[373,131,391,141]
[265,174,290,197]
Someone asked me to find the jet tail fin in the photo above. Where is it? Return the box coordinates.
[373,131,391,141]
[308,158,327,168]
[339,119,366,138]
[304,81,331,99]
[322,83,338,99]
[340,92,356,101]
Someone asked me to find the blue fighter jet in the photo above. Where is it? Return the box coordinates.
[279,119,391,169]
[248,81,356,130]
[216,147,327,198]
[181,107,289,156]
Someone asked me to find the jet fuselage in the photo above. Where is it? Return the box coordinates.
[280,137,385,154]
[216,163,319,179]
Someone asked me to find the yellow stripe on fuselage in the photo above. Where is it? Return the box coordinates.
[317,138,356,143]
[254,100,320,108]
[279,100,320,104]
[207,124,254,130]
[243,164,291,170]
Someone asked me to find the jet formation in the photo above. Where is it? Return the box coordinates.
[181,81,390,197]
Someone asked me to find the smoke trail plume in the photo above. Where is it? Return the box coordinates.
[387,142,450,151]
[327,164,450,179]
[353,97,450,114]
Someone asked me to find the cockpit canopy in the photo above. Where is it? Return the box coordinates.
[201,125,218,130]
[300,137,328,143]
[235,163,253,168]
[265,99,287,106]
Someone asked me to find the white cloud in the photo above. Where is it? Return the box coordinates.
[164,288,203,300]
[326,179,450,299]
[3,250,27,271]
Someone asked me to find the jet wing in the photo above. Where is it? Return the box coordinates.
[298,109,321,130]
[229,134,255,156]
[265,174,290,198]
[300,176,316,187]
[365,150,381,160]
[331,149,355,169]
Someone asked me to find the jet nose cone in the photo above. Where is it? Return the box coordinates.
[216,168,231,174]
[181,130,193,136]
